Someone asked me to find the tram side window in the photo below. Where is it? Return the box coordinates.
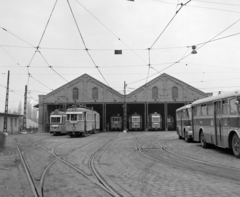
[222,99,228,115]
[67,114,77,121]
[201,104,207,116]
[78,114,83,121]
[230,98,238,115]
[207,103,214,116]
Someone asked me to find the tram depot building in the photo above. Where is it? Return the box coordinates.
[37,73,208,133]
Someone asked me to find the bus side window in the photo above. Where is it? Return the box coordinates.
[222,99,228,115]
[201,104,207,116]
[207,103,213,116]
[197,105,201,116]
[230,98,237,115]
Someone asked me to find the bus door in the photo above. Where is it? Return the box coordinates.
[180,111,183,136]
[84,112,87,132]
[214,101,222,146]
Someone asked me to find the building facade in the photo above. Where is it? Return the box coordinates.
[37,73,207,132]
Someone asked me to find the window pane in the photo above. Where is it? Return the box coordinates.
[73,88,79,100]
[222,100,228,115]
[92,87,98,100]
[230,99,237,115]
[172,87,178,100]
[152,87,158,99]
[197,106,201,116]
[207,103,213,115]
[201,104,207,116]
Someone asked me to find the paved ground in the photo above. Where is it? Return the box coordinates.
[1,131,240,197]
[0,134,32,197]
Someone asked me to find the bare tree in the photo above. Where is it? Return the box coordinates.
[17,101,22,114]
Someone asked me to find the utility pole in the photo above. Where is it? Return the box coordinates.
[123,81,127,132]
[23,85,27,133]
[3,70,10,133]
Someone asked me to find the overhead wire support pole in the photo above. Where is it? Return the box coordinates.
[146,48,151,84]
[23,85,27,133]
[3,70,10,133]
[123,81,127,132]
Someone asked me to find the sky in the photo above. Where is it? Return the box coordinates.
[0,0,240,112]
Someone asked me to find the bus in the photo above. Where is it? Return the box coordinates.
[176,104,192,142]
[191,90,240,158]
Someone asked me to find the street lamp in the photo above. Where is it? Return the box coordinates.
[191,45,197,54]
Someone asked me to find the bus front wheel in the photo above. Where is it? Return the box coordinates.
[200,132,208,148]
[232,133,240,158]
[184,131,190,143]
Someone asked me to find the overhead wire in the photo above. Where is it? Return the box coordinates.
[3,31,239,52]
[24,0,68,89]
[192,0,240,7]
[75,0,147,65]
[150,0,191,49]
[129,17,240,86]
[145,0,191,84]
[0,26,35,47]
[38,50,68,82]
[67,0,119,101]
[187,4,240,13]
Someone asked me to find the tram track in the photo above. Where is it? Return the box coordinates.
[15,133,124,197]
[131,132,240,184]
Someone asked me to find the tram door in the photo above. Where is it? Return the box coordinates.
[214,101,222,146]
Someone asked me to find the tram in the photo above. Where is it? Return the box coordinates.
[50,109,66,135]
[66,105,100,137]
[148,112,162,130]
[129,113,142,131]
[110,115,122,131]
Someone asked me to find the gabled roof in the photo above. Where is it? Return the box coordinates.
[45,73,123,98]
[127,73,206,97]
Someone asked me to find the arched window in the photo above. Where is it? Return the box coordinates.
[92,87,98,100]
[172,86,178,100]
[152,86,158,100]
[72,87,79,100]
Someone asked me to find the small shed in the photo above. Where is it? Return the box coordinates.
[0,113,23,134]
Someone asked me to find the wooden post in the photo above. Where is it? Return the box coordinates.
[23,85,27,132]
[3,70,10,133]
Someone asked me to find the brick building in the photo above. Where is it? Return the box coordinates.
[37,73,207,132]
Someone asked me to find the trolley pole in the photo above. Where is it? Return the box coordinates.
[23,85,27,133]
[3,70,10,133]
[123,81,127,132]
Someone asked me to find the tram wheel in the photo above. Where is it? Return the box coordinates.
[200,132,208,148]
[232,133,240,158]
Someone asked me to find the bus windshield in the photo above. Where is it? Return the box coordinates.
[187,108,192,119]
